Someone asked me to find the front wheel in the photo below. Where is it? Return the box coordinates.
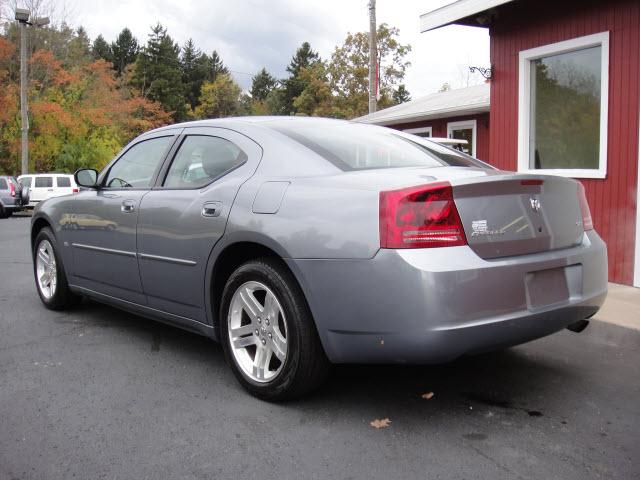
[220,258,329,401]
[33,227,81,310]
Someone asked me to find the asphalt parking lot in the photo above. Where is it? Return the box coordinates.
[1,216,639,480]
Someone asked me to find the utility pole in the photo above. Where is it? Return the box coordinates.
[368,0,377,114]
[14,8,49,176]
[19,20,28,175]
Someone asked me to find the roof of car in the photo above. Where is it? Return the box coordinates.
[145,116,355,135]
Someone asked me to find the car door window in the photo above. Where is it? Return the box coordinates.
[57,177,71,187]
[104,136,174,189]
[163,135,247,189]
[34,177,52,188]
[0,178,7,189]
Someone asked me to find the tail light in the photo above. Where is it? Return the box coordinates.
[577,183,593,231]
[379,182,467,248]
[9,182,15,197]
[72,188,79,193]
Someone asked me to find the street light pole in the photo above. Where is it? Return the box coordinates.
[14,8,49,176]
[19,20,28,175]
[368,0,377,114]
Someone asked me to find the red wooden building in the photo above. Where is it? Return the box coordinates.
[420,0,640,285]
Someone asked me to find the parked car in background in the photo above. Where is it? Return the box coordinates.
[430,137,469,152]
[18,173,78,208]
[0,175,28,218]
[30,117,608,400]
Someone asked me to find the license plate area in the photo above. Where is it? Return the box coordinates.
[525,265,582,310]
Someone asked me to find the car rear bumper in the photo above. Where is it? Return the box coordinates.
[288,230,608,364]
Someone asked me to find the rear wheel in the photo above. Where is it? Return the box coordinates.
[33,227,81,310]
[0,205,7,218]
[220,258,329,401]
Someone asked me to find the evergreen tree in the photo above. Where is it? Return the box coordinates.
[111,28,139,76]
[66,26,91,66]
[92,34,112,62]
[282,42,320,114]
[392,84,411,104]
[133,23,186,121]
[251,68,277,101]
[209,50,229,82]
[181,38,210,110]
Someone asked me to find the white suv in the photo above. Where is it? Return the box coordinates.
[17,174,78,207]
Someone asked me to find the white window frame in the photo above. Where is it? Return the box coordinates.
[518,31,609,179]
[403,126,433,137]
[447,119,477,156]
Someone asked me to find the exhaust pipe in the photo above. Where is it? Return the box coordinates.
[566,319,590,333]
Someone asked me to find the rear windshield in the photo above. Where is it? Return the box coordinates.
[268,121,490,171]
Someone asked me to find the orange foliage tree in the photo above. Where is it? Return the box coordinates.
[0,41,171,175]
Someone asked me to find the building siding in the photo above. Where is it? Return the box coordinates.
[389,112,491,161]
[489,0,640,284]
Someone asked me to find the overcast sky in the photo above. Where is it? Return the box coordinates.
[68,0,489,99]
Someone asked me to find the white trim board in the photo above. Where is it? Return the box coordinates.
[403,126,433,137]
[517,31,610,179]
[447,119,477,156]
[634,95,640,287]
[419,0,515,32]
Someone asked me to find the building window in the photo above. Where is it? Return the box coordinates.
[447,120,476,156]
[518,32,609,178]
[404,126,432,138]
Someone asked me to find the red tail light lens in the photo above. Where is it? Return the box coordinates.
[9,182,15,197]
[72,188,79,193]
[379,182,467,249]
[577,182,593,231]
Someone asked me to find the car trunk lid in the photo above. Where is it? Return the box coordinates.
[452,175,584,259]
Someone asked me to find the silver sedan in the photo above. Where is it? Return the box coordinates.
[31,117,608,400]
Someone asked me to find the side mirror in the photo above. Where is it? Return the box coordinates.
[74,168,99,189]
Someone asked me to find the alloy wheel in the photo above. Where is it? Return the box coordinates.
[36,239,57,300]
[227,281,288,382]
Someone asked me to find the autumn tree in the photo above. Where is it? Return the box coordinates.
[293,63,335,117]
[132,23,186,121]
[194,73,242,119]
[329,23,411,117]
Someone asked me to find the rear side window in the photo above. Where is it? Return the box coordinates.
[163,136,247,188]
[19,177,31,187]
[35,177,53,188]
[56,177,71,187]
[269,121,489,171]
[0,178,7,189]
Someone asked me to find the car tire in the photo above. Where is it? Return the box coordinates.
[0,205,7,219]
[33,227,81,310]
[220,258,330,401]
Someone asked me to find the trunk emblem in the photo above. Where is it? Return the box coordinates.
[529,197,541,213]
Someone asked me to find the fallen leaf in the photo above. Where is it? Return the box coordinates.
[421,392,434,400]
[370,418,391,429]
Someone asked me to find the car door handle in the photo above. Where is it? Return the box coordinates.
[202,201,223,217]
[121,200,136,213]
